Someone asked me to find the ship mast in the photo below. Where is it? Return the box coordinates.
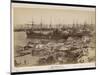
[40,17,43,29]
[50,17,52,30]
[40,17,43,36]
[31,18,34,30]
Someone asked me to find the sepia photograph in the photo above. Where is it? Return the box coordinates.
[11,1,96,74]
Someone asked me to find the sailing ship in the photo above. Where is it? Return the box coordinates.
[25,18,69,39]
[25,18,92,39]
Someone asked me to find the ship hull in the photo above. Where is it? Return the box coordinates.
[26,30,68,39]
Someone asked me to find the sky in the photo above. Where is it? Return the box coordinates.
[13,4,96,27]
